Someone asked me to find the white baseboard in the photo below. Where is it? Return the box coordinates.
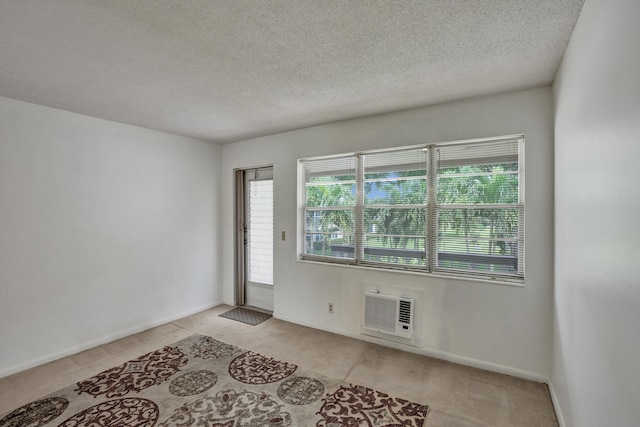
[0,301,220,379]
[273,311,548,383]
[415,346,548,383]
[548,382,567,427]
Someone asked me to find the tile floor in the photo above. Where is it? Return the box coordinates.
[0,305,559,426]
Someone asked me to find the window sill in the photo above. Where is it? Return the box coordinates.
[297,258,525,288]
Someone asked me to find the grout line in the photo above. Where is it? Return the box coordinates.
[341,344,368,382]
[170,321,191,332]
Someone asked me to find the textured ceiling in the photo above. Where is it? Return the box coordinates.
[0,1,584,143]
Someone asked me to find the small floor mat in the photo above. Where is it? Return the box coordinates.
[219,307,272,325]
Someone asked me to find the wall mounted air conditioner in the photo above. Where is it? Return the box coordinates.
[363,291,414,339]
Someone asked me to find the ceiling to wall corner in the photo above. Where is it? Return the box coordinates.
[0,1,584,143]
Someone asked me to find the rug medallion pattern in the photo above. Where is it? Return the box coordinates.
[317,385,429,427]
[229,351,297,385]
[0,334,429,426]
[159,389,291,426]
[168,370,218,397]
[58,398,159,427]
[188,335,243,360]
[0,397,69,427]
[277,376,325,405]
[75,346,188,398]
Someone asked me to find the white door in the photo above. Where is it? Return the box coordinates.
[242,167,274,311]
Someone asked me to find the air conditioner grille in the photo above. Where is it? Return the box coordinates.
[364,295,397,335]
[398,300,411,324]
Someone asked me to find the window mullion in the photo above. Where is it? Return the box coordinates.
[427,145,438,273]
[354,154,365,263]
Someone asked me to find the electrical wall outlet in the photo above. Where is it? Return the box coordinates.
[328,303,334,313]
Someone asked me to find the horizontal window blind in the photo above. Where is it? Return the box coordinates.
[362,148,428,267]
[302,156,356,261]
[247,179,274,285]
[433,138,524,278]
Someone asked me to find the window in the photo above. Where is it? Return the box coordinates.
[300,135,524,282]
[362,149,428,266]
[303,156,356,259]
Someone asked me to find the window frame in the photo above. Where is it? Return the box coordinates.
[298,135,525,283]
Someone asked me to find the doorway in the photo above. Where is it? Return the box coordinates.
[235,167,274,312]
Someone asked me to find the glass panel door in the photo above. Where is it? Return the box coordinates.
[243,167,274,311]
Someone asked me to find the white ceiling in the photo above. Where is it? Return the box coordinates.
[0,1,584,143]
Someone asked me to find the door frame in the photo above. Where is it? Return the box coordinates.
[234,165,274,308]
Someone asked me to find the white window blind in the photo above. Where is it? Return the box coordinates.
[362,148,428,267]
[299,136,525,282]
[433,138,524,278]
[302,155,356,261]
[247,179,274,285]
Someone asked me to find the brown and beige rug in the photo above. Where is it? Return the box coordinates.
[0,334,429,426]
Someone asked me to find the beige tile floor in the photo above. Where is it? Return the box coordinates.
[0,305,559,426]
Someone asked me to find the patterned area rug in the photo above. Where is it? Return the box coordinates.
[219,307,272,326]
[0,334,429,426]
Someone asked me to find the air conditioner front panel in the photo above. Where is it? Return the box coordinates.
[363,291,414,339]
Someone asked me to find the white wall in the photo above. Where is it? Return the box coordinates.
[222,87,555,379]
[552,0,640,426]
[0,97,222,377]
